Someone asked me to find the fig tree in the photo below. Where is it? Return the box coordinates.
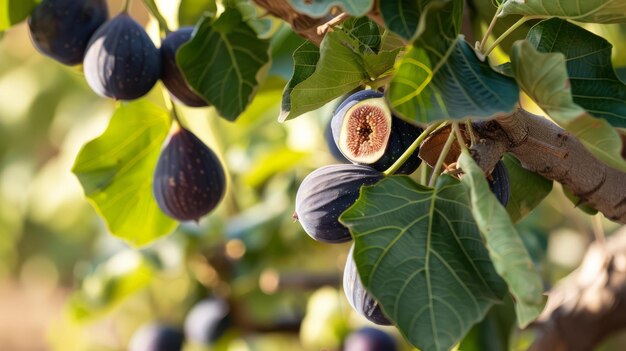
[294,164,382,243]
[161,27,208,107]
[83,13,161,100]
[153,126,226,221]
[129,323,184,351]
[343,245,391,325]
[28,0,109,65]
[488,160,510,206]
[331,90,423,174]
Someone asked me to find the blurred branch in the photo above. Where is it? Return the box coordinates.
[529,226,626,351]
[251,0,331,45]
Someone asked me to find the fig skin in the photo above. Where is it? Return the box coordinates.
[344,327,397,351]
[294,164,383,243]
[184,298,230,345]
[129,323,184,351]
[153,127,226,221]
[28,0,109,66]
[161,27,208,107]
[488,160,510,206]
[343,245,392,325]
[83,13,161,100]
[331,90,423,174]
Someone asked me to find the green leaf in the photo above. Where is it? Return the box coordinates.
[178,7,270,121]
[280,26,397,121]
[501,0,626,23]
[68,251,153,321]
[386,0,518,124]
[502,154,553,223]
[380,0,421,40]
[342,16,381,53]
[287,0,373,17]
[279,41,320,122]
[178,0,216,26]
[388,39,519,124]
[458,151,544,327]
[341,175,507,351]
[527,19,626,127]
[510,39,626,172]
[0,0,37,31]
[72,100,177,246]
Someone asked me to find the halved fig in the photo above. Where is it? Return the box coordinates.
[343,244,392,325]
[153,126,226,221]
[331,90,423,174]
[294,164,383,243]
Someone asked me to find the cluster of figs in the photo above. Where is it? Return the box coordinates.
[28,0,225,221]
[295,90,511,325]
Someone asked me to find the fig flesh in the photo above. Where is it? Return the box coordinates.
[488,160,510,207]
[83,13,161,100]
[28,0,109,65]
[153,127,226,221]
[161,27,208,107]
[331,90,423,174]
[343,245,392,325]
[294,164,382,243]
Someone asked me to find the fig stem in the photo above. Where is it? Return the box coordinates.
[142,0,171,33]
[383,122,443,176]
[428,128,456,187]
[452,122,468,153]
[478,4,503,52]
[484,16,537,57]
[122,0,132,12]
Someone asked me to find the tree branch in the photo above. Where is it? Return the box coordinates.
[529,226,626,350]
[470,109,626,224]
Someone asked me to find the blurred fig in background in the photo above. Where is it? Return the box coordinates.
[184,297,231,345]
[344,327,397,351]
[129,323,184,351]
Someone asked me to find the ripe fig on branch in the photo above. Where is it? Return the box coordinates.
[488,160,510,206]
[83,13,161,100]
[331,90,423,174]
[28,0,109,65]
[161,27,208,107]
[343,244,392,325]
[294,164,382,243]
[153,126,226,221]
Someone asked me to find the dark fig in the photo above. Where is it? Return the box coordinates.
[28,0,109,65]
[129,323,184,351]
[83,13,161,100]
[343,245,392,325]
[161,27,208,107]
[184,298,230,345]
[488,160,510,206]
[153,126,226,221]
[294,164,382,243]
[325,120,349,163]
[331,90,423,174]
[344,327,397,351]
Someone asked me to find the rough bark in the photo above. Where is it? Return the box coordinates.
[529,226,626,351]
[471,109,626,224]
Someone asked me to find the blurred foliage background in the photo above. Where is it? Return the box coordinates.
[0,1,626,350]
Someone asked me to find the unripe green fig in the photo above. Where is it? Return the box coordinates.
[161,27,208,107]
[294,164,382,243]
[331,90,423,174]
[343,244,392,325]
[28,0,109,65]
[153,126,226,221]
[83,13,161,100]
